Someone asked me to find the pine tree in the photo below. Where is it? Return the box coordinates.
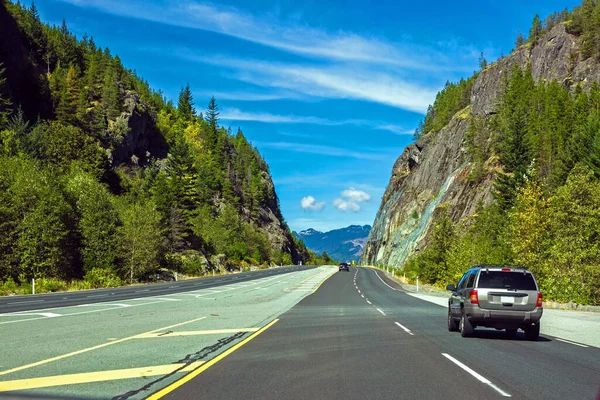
[515,31,526,48]
[529,14,543,45]
[101,66,122,120]
[177,84,195,121]
[206,96,220,136]
[478,52,487,70]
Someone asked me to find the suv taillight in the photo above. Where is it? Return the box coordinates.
[536,292,543,307]
[469,290,479,305]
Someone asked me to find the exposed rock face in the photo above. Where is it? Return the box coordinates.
[254,170,298,260]
[110,90,168,166]
[362,23,589,267]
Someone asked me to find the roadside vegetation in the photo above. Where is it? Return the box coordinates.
[403,2,600,306]
[0,1,332,294]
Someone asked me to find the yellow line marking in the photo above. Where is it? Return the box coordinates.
[312,269,336,294]
[0,316,207,377]
[0,362,204,392]
[147,318,279,400]
[137,328,259,338]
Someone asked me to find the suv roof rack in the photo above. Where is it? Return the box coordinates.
[472,264,529,271]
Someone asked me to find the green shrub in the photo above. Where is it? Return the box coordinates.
[84,268,122,288]
[38,278,68,293]
[0,278,18,295]
[181,256,205,276]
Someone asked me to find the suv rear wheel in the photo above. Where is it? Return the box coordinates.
[524,322,540,341]
[447,308,458,332]
[460,308,474,337]
[505,328,518,339]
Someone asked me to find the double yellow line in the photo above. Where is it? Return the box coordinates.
[147,318,279,399]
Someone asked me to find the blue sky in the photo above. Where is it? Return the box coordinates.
[34,0,579,232]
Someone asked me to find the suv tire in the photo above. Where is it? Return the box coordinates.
[525,322,540,341]
[448,308,458,332]
[505,328,518,339]
[460,308,474,337]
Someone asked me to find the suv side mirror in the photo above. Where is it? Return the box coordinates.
[446,284,456,292]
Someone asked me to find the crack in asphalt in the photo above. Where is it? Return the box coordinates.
[112,332,247,400]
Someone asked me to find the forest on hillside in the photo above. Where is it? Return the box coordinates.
[0,1,329,294]
[405,1,600,305]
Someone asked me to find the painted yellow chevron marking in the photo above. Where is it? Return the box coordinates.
[0,362,204,392]
[0,316,207,377]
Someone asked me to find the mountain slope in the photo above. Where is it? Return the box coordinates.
[296,225,371,262]
[361,4,600,305]
[0,0,303,287]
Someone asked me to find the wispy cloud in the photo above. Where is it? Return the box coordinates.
[61,0,482,113]
[221,108,411,135]
[254,141,383,161]
[301,196,325,211]
[186,55,437,113]
[194,90,295,102]
[59,0,475,72]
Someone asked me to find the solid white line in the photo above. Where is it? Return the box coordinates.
[555,338,589,348]
[9,300,45,304]
[376,308,386,316]
[86,294,107,298]
[394,321,414,335]
[441,353,511,397]
[371,269,398,291]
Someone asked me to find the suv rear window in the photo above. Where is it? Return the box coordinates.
[477,271,537,290]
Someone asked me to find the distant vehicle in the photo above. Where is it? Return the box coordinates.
[446,265,543,340]
[339,262,350,271]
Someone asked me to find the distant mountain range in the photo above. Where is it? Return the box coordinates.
[294,225,371,263]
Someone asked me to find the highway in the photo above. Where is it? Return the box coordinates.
[1,266,599,399]
[0,265,313,313]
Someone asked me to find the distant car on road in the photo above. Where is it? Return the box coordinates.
[446,265,543,340]
[339,262,350,271]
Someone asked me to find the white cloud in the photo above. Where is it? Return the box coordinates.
[301,196,325,211]
[194,90,294,102]
[341,188,371,203]
[333,198,361,213]
[185,55,437,113]
[333,187,371,213]
[254,141,382,161]
[220,107,410,135]
[59,0,475,72]
[60,0,483,113]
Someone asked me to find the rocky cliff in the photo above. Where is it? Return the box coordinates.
[361,23,589,267]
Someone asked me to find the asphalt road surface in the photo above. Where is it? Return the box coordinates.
[1,266,599,399]
[0,265,313,313]
[161,267,600,400]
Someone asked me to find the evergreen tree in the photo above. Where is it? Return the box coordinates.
[177,84,195,121]
[206,96,220,142]
[515,31,526,48]
[478,52,488,70]
[529,14,543,45]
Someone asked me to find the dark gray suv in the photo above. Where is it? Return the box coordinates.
[446,265,543,340]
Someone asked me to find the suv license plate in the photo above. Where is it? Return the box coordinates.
[501,296,514,304]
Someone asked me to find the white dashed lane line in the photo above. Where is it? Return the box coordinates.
[394,321,414,336]
[555,338,589,348]
[441,353,511,397]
